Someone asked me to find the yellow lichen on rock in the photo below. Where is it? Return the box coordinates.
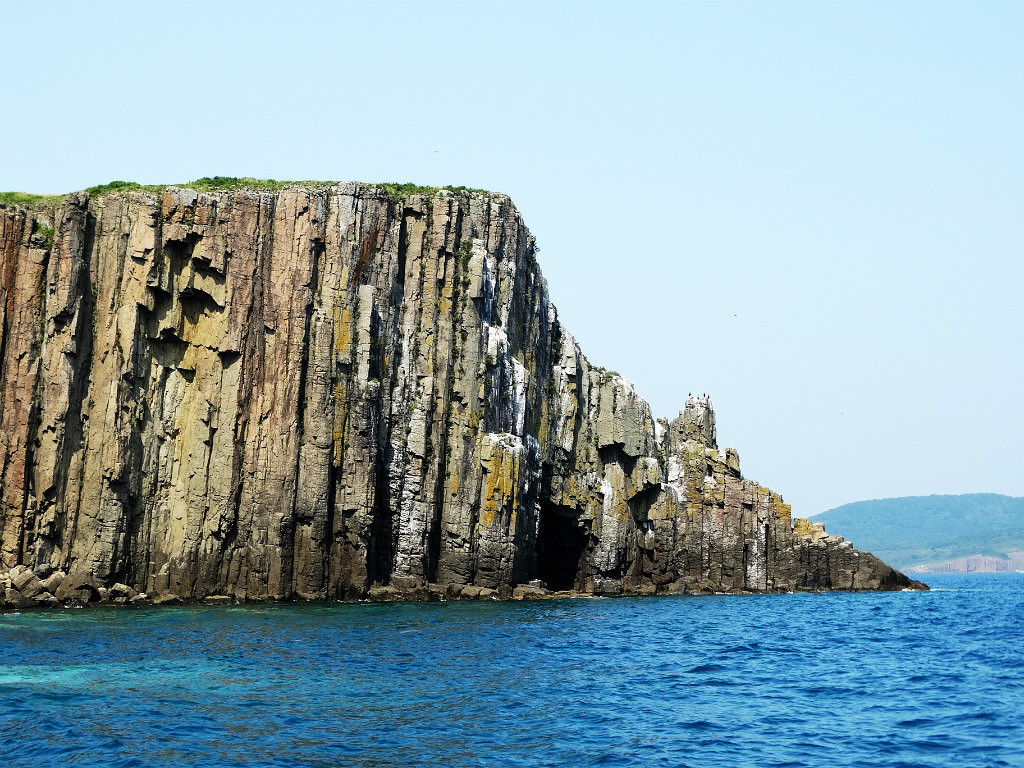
[479,433,521,529]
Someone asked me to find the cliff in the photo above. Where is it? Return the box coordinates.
[0,182,924,607]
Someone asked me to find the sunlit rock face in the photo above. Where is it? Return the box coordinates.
[0,184,924,604]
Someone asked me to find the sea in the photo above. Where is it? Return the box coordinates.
[1,573,1021,768]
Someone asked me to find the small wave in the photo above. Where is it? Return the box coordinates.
[722,643,758,654]
[961,711,997,721]
[907,738,954,751]
[682,720,728,732]
[802,685,851,697]
[897,717,935,727]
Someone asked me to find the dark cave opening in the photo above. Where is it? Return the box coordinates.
[536,502,588,591]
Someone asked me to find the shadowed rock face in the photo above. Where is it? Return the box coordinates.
[0,184,925,604]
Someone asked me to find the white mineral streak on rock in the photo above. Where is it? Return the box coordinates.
[593,474,623,577]
[667,455,685,486]
[468,239,495,324]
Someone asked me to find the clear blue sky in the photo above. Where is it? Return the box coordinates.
[3,1,1022,516]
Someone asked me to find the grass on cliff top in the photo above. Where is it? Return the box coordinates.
[0,191,67,206]
[182,177,316,193]
[1,181,165,205]
[182,178,493,197]
[378,182,492,199]
[182,178,493,196]
[86,180,165,195]
[2,178,495,205]
[79,178,294,195]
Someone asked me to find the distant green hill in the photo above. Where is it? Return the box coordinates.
[813,494,1024,571]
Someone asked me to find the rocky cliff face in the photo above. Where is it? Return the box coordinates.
[0,183,924,606]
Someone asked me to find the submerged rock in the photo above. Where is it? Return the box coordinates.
[0,183,925,607]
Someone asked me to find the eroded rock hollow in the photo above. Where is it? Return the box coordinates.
[0,184,924,605]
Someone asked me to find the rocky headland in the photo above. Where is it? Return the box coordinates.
[0,182,925,608]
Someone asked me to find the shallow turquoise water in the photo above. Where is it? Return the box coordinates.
[1,574,1022,767]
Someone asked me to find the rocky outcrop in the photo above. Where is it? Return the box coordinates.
[0,183,925,607]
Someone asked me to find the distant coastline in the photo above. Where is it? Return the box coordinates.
[905,552,1024,575]
[813,494,1024,572]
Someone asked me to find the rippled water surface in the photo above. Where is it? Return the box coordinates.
[2,574,1022,767]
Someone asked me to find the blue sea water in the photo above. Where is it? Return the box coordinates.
[1,574,1022,768]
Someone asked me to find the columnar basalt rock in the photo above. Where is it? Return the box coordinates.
[0,183,925,606]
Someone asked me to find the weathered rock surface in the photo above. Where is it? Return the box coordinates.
[0,183,925,607]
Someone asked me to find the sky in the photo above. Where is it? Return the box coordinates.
[2,1,1022,516]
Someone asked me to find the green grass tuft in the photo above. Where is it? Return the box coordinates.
[185,177,290,192]
[0,191,65,206]
[85,180,145,196]
[378,182,441,200]
[31,220,55,249]
[378,182,492,202]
